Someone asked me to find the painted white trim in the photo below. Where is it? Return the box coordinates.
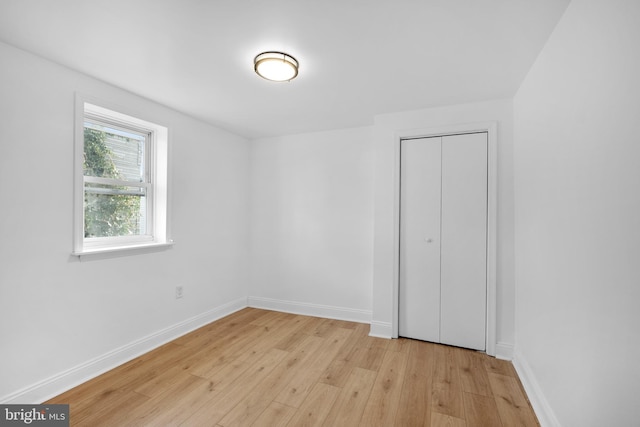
[369,321,393,338]
[0,297,247,404]
[513,349,562,427]
[247,296,371,324]
[73,240,174,257]
[495,341,514,360]
[391,122,498,356]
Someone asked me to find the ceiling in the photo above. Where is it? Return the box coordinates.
[0,0,570,139]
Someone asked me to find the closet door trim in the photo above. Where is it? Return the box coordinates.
[391,122,498,356]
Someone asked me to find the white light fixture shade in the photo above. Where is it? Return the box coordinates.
[254,51,299,82]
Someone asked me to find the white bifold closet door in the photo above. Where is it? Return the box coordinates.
[399,132,487,351]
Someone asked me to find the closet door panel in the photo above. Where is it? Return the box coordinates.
[440,133,487,350]
[399,137,441,342]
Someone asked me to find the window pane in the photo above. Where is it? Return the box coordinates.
[83,123,146,182]
[84,183,147,238]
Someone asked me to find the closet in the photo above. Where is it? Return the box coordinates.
[399,132,487,351]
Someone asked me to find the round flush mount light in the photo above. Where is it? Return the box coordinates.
[254,51,299,82]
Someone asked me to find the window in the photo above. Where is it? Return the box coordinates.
[74,97,170,255]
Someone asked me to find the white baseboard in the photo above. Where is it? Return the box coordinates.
[512,349,561,427]
[495,341,514,360]
[369,321,392,338]
[1,297,247,404]
[247,296,371,324]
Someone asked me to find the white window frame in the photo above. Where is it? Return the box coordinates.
[73,95,171,256]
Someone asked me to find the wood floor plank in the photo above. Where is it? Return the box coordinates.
[70,389,149,426]
[138,339,272,401]
[359,350,408,427]
[181,347,290,426]
[274,329,309,352]
[318,324,369,388]
[187,324,273,379]
[275,327,354,408]
[431,412,467,427]
[307,318,360,338]
[250,310,295,328]
[122,373,212,425]
[242,313,322,357]
[274,316,317,351]
[173,319,251,349]
[309,318,341,338]
[294,316,329,335]
[456,349,492,397]
[322,367,377,427]
[387,336,413,353]
[134,355,260,424]
[134,326,262,398]
[483,355,516,378]
[46,309,538,427]
[171,320,224,347]
[318,359,353,388]
[406,339,437,378]
[432,345,465,419]
[217,335,327,427]
[285,383,341,427]
[182,332,240,357]
[328,319,360,330]
[395,340,436,426]
[351,334,390,371]
[170,308,264,347]
[251,402,297,427]
[488,373,539,427]
[332,323,370,359]
[188,311,314,383]
[396,371,431,426]
[48,341,192,407]
[352,321,372,337]
[463,392,503,427]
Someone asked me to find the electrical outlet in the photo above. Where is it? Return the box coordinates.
[175,285,184,299]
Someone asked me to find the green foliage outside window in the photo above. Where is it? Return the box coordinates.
[84,128,142,237]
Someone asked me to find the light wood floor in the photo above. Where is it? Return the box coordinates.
[47,308,538,426]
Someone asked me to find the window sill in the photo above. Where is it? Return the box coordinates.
[72,240,174,258]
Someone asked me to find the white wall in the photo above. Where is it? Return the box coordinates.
[249,127,374,321]
[513,0,640,425]
[371,99,516,355]
[0,42,250,402]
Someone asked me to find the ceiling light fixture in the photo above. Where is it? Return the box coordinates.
[254,51,299,82]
